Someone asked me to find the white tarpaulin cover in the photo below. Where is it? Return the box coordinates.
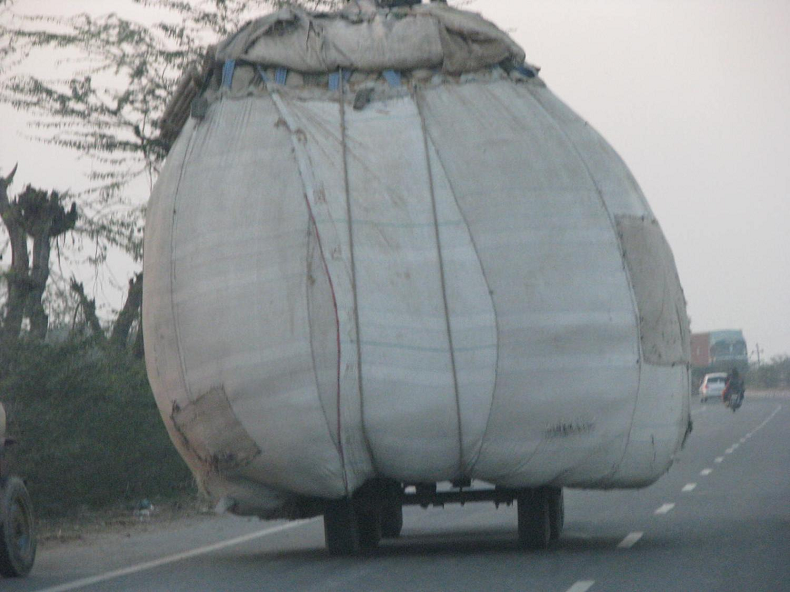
[144,2,691,518]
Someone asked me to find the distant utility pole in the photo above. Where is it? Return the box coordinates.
[752,343,764,367]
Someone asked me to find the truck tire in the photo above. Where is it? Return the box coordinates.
[547,487,564,541]
[380,503,403,538]
[357,505,381,551]
[517,488,551,550]
[323,498,361,556]
[0,477,36,578]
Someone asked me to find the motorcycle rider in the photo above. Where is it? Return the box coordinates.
[723,367,745,407]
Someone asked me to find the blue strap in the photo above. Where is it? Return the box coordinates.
[329,69,353,91]
[328,72,340,92]
[221,59,236,88]
[255,65,270,84]
[275,67,288,86]
[514,65,536,78]
[382,69,401,87]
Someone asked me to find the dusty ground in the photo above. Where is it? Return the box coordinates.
[36,496,217,549]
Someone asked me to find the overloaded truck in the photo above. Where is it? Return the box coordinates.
[143,0,692,555]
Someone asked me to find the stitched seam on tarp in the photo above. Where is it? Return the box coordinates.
[169,123,200,405]
[339,73,380,478]
[528,85,643,482]
[415,86,500,477]
[415,89,464,478]
[269,89,350,495]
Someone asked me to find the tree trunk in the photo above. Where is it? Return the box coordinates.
[109,273,143,351]
[70,279,107,345]
[1,170,76,344]
[0,165,27,346]
[27,225,53,341]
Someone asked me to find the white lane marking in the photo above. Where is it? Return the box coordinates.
[752,405,783,434]
[654,503,676,515]
[740,438,747,443]
[700,468,713,476]
[566,581,595,592]
[714,457,724,463]
[682,483,697,492]
[31,519,316,592]
[617,532,644,549]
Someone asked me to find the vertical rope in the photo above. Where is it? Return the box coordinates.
[339,69,379,475]
[268,88,349,495]
[415,88,465,477]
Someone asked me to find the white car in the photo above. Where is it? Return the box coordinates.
[699,372,727,402]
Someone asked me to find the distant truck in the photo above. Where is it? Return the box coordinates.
[691,330,748,395]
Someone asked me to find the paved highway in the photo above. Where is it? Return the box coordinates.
[5,397,788,592]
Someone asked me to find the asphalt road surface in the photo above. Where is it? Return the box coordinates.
[6,396,788,592]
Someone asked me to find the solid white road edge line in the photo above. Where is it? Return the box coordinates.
[700,468,713,476]
[31,519,318,592]
[617,532,643,549]
[654,503,675,515]
[681,483,697,492]
[566,581,595,592]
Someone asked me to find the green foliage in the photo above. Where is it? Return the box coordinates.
[747,355,790,389]
[1,338,194,517]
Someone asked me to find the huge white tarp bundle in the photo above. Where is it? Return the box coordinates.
[144,1,691,518]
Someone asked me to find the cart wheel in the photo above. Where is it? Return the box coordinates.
[0,477,37,578]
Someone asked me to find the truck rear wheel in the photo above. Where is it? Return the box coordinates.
[380,503,403,538]
[0,477,36,578]
[517,488,551,550]
[323,498,361,556]
[323,497,381,555]
[547,487,564,541]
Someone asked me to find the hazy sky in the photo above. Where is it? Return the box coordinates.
[1,0,788,358]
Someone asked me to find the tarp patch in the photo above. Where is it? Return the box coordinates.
[616,215,690,366]
[171,387,261,473]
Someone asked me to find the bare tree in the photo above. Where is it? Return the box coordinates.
[0,165,77,345]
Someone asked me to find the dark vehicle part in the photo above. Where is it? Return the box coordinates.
[517,488,551,549]
[322,480,564,554]
[380,504,403,538]
[0,477,36,578]
[0,403,37,578]
[547,487,565,541]
[727,391,743,412]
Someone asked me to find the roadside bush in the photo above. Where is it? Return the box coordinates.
[1,339,195,517]
[746,356,790,389]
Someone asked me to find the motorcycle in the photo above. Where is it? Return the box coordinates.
[722,386,744,412]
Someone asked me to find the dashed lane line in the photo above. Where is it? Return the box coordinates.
[654,503,675,515]
[714,457,724,463]
[31,519,317,592]
[617,532,643,549]
[681,483,697,492]
[566,581,595,592]
[700,468,713,476]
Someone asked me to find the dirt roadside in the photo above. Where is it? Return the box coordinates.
[36,497,217,549]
